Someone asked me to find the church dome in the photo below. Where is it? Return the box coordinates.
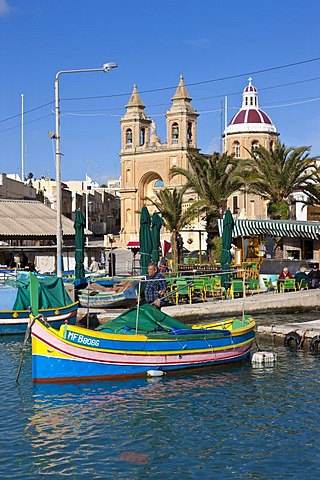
[225,78,277,134]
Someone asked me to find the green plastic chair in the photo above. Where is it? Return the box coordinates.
[175,280,192,305]
[282,278,296,292]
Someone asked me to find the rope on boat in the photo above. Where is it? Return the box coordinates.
[15,314,40,384]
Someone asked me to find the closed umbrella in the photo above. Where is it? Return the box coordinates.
[151,212,163,264]
[73,209,85,280]
[139,206,152,275]
[220,209,234,288]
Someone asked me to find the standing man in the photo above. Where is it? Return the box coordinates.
[144,262,166,309]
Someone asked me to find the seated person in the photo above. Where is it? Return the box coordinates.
[294,266,311,289]
[89,257,99,272]
[277,267,293,292]
[278,267,293,280]
[308,264,320,288]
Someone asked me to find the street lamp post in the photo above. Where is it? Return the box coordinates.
[53,62,117,277]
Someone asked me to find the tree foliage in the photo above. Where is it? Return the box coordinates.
[170,152,243,258]
[244,143,319,219]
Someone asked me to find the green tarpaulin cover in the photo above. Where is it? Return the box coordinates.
[97,304,188,335]
[5,273,72,311]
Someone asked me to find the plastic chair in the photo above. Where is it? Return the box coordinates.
[281,279,296,292]
[175,280,192,305]
[247,279,260,295]
[298,279,309,290]
[192,279,206,301]
[229,279,245,299]
[204,278,216,297]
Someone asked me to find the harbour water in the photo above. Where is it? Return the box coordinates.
[1,312,320,479]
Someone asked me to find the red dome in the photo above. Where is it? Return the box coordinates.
[230,109,272,125]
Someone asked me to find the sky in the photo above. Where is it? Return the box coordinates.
[1,0,320,185]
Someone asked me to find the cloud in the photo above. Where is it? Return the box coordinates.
[0,0,12,16]
[183,38,212,48]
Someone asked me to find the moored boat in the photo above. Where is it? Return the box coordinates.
[0,272,78,335]
[77,280,138,308]
[31,304,255,383]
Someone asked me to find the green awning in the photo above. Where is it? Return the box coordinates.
[218,218,320,240]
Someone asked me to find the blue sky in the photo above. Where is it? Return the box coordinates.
[1,0,320,185]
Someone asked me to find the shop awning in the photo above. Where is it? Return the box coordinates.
[218,218,320,240]
[127,241,140,250]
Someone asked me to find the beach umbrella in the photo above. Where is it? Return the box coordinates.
[139,206,152,275]
[151,212,163,264]
[220,209,234,288]
[73,209,86,280]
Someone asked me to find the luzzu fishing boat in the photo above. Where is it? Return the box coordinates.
[77,280,138,309]
[0,272,78,335]
[31,304,255,383]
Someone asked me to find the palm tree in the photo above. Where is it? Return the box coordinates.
[170,151,243,259]
[245,143,319,219]
[146,186,199,265]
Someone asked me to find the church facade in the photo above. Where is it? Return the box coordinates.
[119,77,279,244]
[119,77,199,243]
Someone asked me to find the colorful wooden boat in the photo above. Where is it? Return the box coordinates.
[0,272,78,335]
[77,280,137,308]
[31,304,255,383]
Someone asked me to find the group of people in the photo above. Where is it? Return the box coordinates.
[278,264,320,290]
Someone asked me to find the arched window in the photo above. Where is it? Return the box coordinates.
[125,169,131,183]
[270,140,274,151]
[140,128,145,146]
[172,123,179,144]
[252,141,259,150]
[187,122,192,142]
[125,208,132,223]
[154,179,164,187]
[126,129,132,144]
[233,141,240,158]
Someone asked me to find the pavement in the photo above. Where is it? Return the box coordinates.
[77,288,320,327]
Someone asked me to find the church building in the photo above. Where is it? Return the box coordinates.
[223,78,279,219]
[119,76,199,243]
[119,76,279,245]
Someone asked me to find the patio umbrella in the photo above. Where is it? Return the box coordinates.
[73,209,86,280]
[151,212,163,264]
[139,206,152,275]
[220,209,234,288]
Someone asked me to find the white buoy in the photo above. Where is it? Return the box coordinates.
[252,351,277,365]
[147,370,165,377]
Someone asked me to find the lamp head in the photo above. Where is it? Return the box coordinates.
[102,62,118,72]
[48,131,57,139]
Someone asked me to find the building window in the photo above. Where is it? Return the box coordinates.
[140,128,145,146]
[252,141,259,150]
[233,141,240,158]
[250,97,253,106]
[270,140,274,151]
[245,97,248,106]
[125,169,131,183]
[187,122,192,142]
[250,200,255,216]
[172,123,179,144]
[154,179,164,187]
[232,196,238,215]
[126,129,132,144]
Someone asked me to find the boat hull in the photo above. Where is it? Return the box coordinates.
[31,318,255,383]
[78,287,137,309]
[0,302,78,335]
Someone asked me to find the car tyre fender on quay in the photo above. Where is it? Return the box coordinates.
[284,331,301,348]
[309,335,320,351]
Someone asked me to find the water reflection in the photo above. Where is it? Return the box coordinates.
[2,315,320,479]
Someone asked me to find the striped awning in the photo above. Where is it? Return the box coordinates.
[127,240,140,250]
[218,218,320,240]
